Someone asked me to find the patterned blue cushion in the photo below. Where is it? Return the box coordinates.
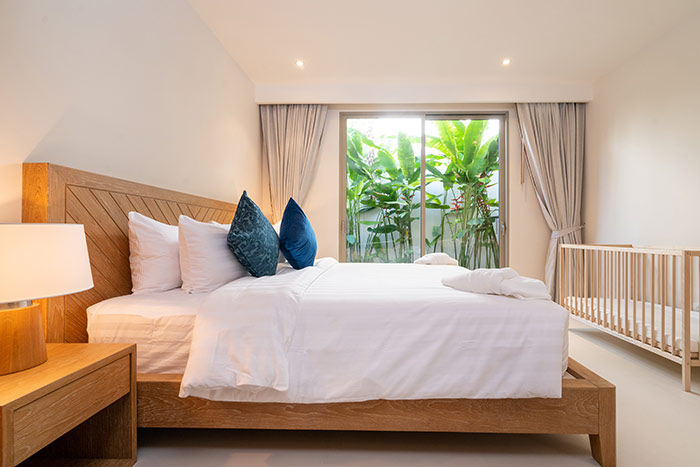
[227,191,280,277]
[279,198,317,269]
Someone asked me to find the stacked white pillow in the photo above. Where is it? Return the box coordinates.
[128,211,182,294]
[178,215,248,293]
[273,221,287,263]
[127,212,250,295]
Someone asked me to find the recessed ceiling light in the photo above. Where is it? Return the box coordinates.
[295,60,304,68]
[502,58,512,66]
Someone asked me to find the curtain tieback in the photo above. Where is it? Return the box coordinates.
[551,224,583,239]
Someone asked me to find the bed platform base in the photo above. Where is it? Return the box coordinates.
[137,358,615,466]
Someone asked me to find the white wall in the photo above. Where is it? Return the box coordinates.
[304,104,551,280]
[585,12,700,248]
[0,0,261,223]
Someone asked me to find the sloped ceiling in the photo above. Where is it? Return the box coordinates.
[188,0,700,102]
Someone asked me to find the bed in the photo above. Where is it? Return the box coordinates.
[21,163,616,466]
[560,244,700,391]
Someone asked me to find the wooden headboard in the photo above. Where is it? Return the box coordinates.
[22,163,237,343]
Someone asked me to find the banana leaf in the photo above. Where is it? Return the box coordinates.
[397,132,415,179]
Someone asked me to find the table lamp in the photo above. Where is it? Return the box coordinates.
[0,224,93,375]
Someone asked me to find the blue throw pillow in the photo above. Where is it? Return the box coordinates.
[279,198,317,269]
[227,191,280,277]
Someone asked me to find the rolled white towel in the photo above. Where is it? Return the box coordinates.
[442,267,516,293]
[501,277,551,301]
[414,252,459,266]
[442,267,550,301]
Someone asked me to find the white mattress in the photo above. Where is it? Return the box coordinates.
[566,297,700,353]
[87,289,204,373]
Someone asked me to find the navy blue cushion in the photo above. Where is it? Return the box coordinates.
[279,198,317,269]
[227,191,280,277]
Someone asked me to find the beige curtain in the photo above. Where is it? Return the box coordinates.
[515,103,585,297]
[260,104,328,222]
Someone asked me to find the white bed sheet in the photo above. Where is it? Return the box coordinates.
[182,261,570,402]
[87,289,204,373]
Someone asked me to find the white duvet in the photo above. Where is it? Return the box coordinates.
[180,259,569,402]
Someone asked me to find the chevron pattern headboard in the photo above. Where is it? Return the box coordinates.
[22,163,237,343]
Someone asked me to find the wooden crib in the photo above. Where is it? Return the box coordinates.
[559,244,700,391]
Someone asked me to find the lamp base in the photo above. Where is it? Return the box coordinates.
[0,303,47,375]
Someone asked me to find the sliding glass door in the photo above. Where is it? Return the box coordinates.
[345,117,422,263]
[342,113,506,268]
[424,116,502,268]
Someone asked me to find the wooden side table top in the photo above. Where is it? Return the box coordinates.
[0,343,136,467]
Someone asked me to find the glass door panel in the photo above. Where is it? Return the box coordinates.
[424,118,501,268]
[345,117,422,263]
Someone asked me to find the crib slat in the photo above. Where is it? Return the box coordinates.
[562,246,568,308]
[559,247,565,308]
[580,249,584,318]
[568,247,572,310]
[572,247,576,314]
[572,248,577,315]
[682,252,692,391]
[642,254,647,344]
[616,251,621,333]
[564,247,570,311]
[624,251,629,336]
[609,250,613,330]
[584,249,589,321]
[633,252,638,340]
[597,249,602,325]
[588,248,592,321]
[620,252,629,335]
[672,255,677,355]
[601,251,610,328]
[561,247,566,309]
[570,248,575,315]
[577,249,583,317]
[604,250,609,329]
[579,249,584,318]
[652,254,657,347]
[662,255,667,351]
[692,256,696,334]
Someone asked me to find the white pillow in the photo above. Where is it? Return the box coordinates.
[128,211,181,294]
[178,215,248,293]
[414,252,459,266]
[272,221,286,263]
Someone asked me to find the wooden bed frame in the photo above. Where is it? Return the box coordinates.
[22,163,616,466]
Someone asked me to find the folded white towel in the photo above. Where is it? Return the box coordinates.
[414,252,459,266]
[442,267,551,301]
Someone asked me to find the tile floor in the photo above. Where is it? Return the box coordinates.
[136,320,700,466]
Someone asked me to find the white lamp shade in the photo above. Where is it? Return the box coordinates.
[0,224,94,304]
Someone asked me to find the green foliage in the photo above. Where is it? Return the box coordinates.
[345,129,420,262]
[423,120,500,268]
[346,120,500,268]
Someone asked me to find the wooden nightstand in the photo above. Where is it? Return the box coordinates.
[0,344,136,467]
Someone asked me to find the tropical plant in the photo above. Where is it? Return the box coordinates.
[424,120,500,268]
[345,119,500,268]
[346,128,420,262]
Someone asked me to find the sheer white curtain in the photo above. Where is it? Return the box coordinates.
[515,103,585,297]
[260,104,328,222]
